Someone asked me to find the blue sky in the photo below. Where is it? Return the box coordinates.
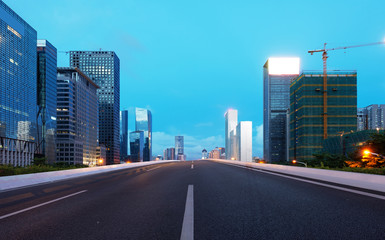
[5,0,385,159]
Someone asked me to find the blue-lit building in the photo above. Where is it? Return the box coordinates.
[37,39,57,163]
[263,58,300,163]
[135,108,152,161]
[130,131,144,162]
[70,51,120,165]
[56,68,99,165]
[120,110,128,161]
[0,1,37,166]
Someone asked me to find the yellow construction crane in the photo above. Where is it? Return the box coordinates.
[308,41,385,139]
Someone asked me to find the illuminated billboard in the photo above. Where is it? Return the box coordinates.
[268,57,300,75]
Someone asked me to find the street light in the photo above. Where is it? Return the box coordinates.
[363,149,385,159]
[292,159,307,167]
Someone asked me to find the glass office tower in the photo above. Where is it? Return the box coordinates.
[135,108,152,161]
[263,58,299,163]
[0,1,37,166]
[70,51,120,164]
[120,110,128,161]
[37,39,57,163]
[225,109,238,159]
[175,136,184,160]
[56,68,99,165]
[289,71,357,162]
[130,131,144,162]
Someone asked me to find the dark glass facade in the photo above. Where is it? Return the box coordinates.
[263,60,298,163]
[0,1,37,166]
[37,39,57,163]
[289,71,357,161]
[70,51,120,165]
[120,110,128,161]
[135,108,152,161]
[130,131,144,162]
[56,68,99,165]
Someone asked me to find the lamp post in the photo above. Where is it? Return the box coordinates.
[292,159,307,167]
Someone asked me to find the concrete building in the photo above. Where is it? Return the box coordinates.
[70,51,120,165]
[56,68,99,165]
[165,147,175,160]
[130,131,144,162]
[0,1,37,166]
[357,105,385,131]
[263,57,300,163]
[120,110,128,161]
[37,39,57,164]
[230,129,238,160]
[209,147,221,159]
[135,108,152,161]
[289,71,357,162]
[225,109,238,159]
[237,121,253,162]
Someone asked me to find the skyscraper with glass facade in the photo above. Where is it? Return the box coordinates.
[130,131,144,162]
[175,136,184,160]
[37,39,57,163]
[120,110,128,161]
[236,121,253,162]
[289,71,357,162]
[135,108,152,161]
[0,1,37,166]
[56,68,99,165]
[70,51,120,165]
[225,109,238,159]
[263,58,300,163]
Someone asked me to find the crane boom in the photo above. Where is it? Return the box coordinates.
[308,41,385,140]
[309,41,384,54]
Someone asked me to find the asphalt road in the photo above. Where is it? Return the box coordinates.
[1,160,385,240]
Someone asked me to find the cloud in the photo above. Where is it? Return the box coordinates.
[194,122,213,128]
[152,132,224,160]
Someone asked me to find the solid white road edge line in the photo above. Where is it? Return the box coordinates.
[180,185,194,240]
[224,163,385,201]
[0,190,88,220]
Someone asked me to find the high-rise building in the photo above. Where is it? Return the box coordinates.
[165,147,175,160]
[135,108,152,161]
[357,105,385,131]
[230,129,238,160]
[120,110,128,161]
[175,136,184,160]
[56,68,99,165]
[37,39,57,163]
[263,57,300,163]
[225,109,238,159]
[130,131,144,162]
[202,149,208,159]
[0,2,37,166]
[236,121,253,162]
[70,51,120,165]
[289,71,357,162]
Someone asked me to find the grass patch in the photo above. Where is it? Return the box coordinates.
[0,164,88,177]
[311,166,385,175]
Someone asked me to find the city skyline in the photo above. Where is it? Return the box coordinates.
[3,0,385,159]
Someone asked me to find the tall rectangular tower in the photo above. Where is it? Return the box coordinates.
[120,110,128,161]
[37,39,57,163]
[56,68,99,165]
[175,136,184,159]
[0,1,37,166]
[70,51,120,164]
[289,71,357,162]
[263,58,299,163]
[135,108,152,161]
[237,121,253,162]
[225,109,238,159]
